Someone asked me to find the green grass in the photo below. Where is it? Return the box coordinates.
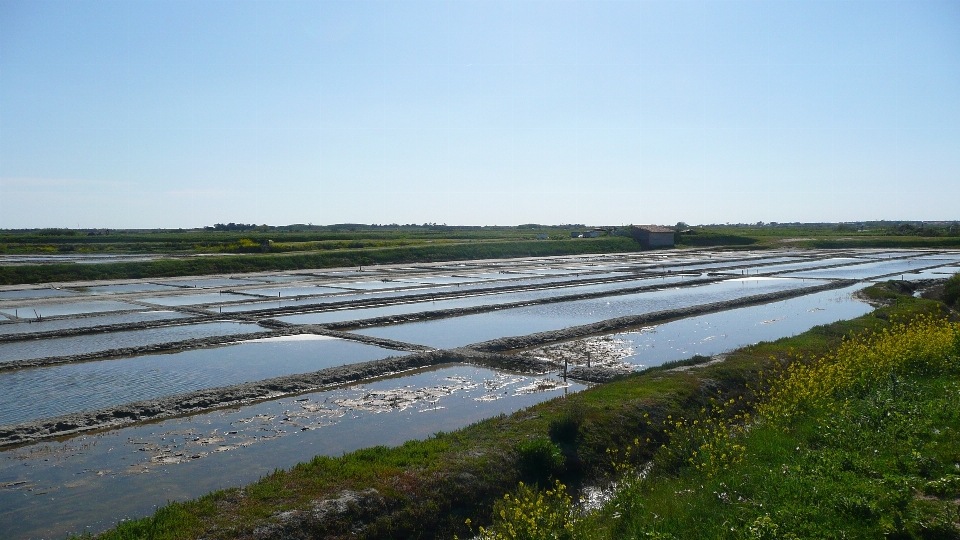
[0,237,638,285]
[586,357,960,539]
[479,288,960,540]
[83,283,951,540]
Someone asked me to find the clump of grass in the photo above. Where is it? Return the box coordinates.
[516,438,566,486]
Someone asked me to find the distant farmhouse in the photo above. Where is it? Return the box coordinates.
[631,225,675,249]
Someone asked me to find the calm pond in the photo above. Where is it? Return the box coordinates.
[0,365,582,539]
[355,277,813,349]
[0,336,405,426]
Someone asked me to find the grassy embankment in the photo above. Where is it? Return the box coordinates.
[86,280,954,540]
[0,237,637,285]
[479,276,960,539]
[677,222,960,250]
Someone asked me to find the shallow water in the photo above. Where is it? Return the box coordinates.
[275,275,692,326]
[750,257,862,274]
[219,273,679,314]
[0,300,145,318]
[527,284,872,370]
[242,285,348,297]
[909,253,960,263]
[157,278,267,289]
[872,265,960,281]
[71,283,181,295]
[0,288,77,301]
[854,251,935,259]
[138,292,254,306]
[0,336,405,426]
[0,365,583,540]
[0,321,265,364]
[656,255,806,273]
[244,274,318,283]
[325,280,424,291]
[0,311,192,336]
[781,258,935,280]
[355,277,811,349]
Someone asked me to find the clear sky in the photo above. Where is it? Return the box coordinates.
[1,0,958,228]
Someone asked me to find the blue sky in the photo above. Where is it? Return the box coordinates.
[1,0,958,228]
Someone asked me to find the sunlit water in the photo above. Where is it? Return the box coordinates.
[532,284,872,369]
[0,321,266,364]
[0,365,583,539]
[781,258,936,280]
[0,311,192,336]
[0,300,145,318]
[275,275,690,326]
[355,277,813,349]
[0,336,406,426]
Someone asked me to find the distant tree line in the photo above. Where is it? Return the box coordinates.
[204,223,263,232]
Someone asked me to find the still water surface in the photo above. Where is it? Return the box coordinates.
[0,310,192,336]
[356,277,812,349]
[0,321,264,363]
[0,365,582,539]
[0,336,405,426]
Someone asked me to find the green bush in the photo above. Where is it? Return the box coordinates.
[944,273,960,306]
[516,438,565,485]
[548,401,585,445]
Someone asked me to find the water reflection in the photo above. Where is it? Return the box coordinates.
[0,336,405,426]
[0,365,583,539]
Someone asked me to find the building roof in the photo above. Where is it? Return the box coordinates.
[633,225,674,233]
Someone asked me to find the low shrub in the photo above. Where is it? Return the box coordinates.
[944,272,960,306]
[516,438,565,486]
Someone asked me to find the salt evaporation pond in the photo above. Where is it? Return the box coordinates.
[781,258,931,280]
[873,265,960,281]
[0,288,77,301]
[242,285,347,297]
[0,321,265,364]
[139,292,255,306]
[0,310,192,336]
[527,284,872,370]
[355,277,812,349]
[656,255,807,273]
[157,277,269,288]
[73,283,180,295]
[275,275,690,326]
[219,273,679,314]
[748,257,863,274]
[0,366,582,540]
[0,335,405,426]
[0,300,145,318]
[909,253,960,263]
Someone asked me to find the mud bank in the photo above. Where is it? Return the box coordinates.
[468,279,857,353]
[0,350,553,448]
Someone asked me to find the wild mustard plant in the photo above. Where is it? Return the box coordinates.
[476,480,576,540]
[760,315,960,425]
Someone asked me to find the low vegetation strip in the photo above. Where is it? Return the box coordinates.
[81,281,951,540]
[0,238,638,285]
[480,313,960,538]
